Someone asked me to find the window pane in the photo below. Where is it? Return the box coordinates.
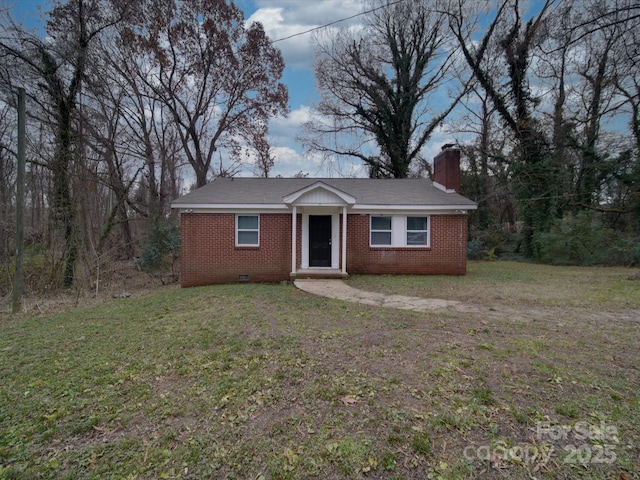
[371,216,391,230]
[238,231,259,245]
[407,231,428,245]
[371,231,392,245]
[238,215,258,229]
[407,217,427,231]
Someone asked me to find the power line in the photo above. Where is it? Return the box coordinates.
[270,0,406,44]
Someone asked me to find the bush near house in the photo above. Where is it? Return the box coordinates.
[137,220,180,273]
[533,210,640,266]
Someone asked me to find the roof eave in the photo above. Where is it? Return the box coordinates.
[352,204,477,212]
[171,203,288,211]
[172,202,477,213]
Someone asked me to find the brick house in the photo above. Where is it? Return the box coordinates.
[171,148,477,287]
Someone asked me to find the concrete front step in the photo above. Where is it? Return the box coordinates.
[291,269,348,280]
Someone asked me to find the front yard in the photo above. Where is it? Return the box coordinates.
[1,262,638,479]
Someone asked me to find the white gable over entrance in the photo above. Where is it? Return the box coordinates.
[283,181,356,207]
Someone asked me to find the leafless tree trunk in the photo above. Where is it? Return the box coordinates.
[305,0,467,178]
[123,0,287,187]
[0,0,129,287]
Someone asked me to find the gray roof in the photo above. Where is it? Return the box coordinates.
[172,177,476,208]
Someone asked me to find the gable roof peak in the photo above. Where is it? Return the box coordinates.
[283,180,356,206]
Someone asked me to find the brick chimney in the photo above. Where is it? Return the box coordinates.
[433,146,461,193]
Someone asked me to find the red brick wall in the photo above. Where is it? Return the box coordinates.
[345,214,468,275]
[180,213,292,286]
[433,149,461,192]
[179,212,468,286]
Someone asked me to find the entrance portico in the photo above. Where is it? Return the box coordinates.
[283,182,354,279]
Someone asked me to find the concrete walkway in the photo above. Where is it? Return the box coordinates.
[293,279,462,313]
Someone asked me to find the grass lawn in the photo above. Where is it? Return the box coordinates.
[1,261,639,479]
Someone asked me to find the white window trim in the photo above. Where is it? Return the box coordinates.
[370,216,392,246]
[236,214,260,247]
[405,216,431,248]
[370,215,430,248]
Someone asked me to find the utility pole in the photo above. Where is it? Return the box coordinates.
[12,87,25,314]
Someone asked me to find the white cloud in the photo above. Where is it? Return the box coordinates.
[268,141,368,179]
[265,106,313,176]
[270,105,313,129]
[267,105,314,148]
[246,7,314,70]
[270,146,320,177]
[253,0,363,25]
[266,108,370,178]
[247,1,364,70]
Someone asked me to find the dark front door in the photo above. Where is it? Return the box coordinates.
[309,215,332,267]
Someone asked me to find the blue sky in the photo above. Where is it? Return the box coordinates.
[5,0,457,177]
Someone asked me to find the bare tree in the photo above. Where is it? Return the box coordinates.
[80,78,138,259]
[248,125,276,178]
[0,0,130,287]
[0,0,290,291]
[304,0,466,178]
[122,0,288,188]
[611,1,640,230]
[448,0,559,255]
[534,0,639,213]
[0,103,16,268]
[92,31,181,222]
[456,84,517,229]
[449,0,640,255]
[568,1,630,207]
